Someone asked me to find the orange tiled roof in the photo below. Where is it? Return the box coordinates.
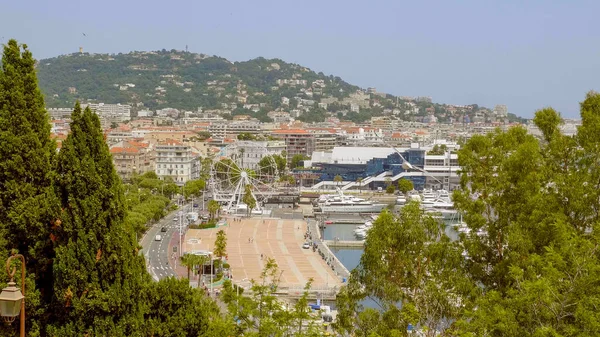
[272,129,308,134]
[110,147,140,154]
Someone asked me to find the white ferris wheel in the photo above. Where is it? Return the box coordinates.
[209,141,282,214]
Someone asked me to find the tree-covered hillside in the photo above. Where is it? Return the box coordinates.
[36,49,525,123]
[36,50,359,112]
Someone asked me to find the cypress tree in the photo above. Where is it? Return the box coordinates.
[50,103,148,334]
[0,39,60,335]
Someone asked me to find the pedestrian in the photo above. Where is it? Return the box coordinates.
[260,253,263,260]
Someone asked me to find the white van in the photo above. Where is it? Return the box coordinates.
[154,234,162,241]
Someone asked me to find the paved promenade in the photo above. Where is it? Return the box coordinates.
[183,217,341,289]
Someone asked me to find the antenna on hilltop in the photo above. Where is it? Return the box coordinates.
[186,45,188,53]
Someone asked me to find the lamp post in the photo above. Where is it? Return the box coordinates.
[0,254,26,337]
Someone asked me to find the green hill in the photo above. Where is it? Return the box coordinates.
[36,50,359,112]
[35,49,525,124]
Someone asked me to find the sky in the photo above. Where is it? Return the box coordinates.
[2,0,599,118]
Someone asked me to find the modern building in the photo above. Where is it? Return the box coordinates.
[154,140,200,185]
[307,143,460,191]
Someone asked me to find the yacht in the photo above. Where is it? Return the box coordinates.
[429,199,457,220]
[317,190,385,213]
[454,222,471,234]
[354,221,373,234]
[436,189,452,202]
[396,195,407,205]
[354,229,368,239]
[421,189,437,202]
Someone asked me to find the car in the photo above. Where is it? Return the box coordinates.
[302,242,310,249]
[160,227,167,232]
[154,235,162,241]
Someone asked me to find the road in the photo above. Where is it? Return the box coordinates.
[140,203,195,281]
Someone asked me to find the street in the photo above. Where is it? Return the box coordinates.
[140,203,193,281]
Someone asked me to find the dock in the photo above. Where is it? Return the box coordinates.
[323,240,365,248]
[308,220,351,280]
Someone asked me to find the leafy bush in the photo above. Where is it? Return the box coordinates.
[386,185,395,194]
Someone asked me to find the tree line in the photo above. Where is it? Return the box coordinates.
[335,92,600,336]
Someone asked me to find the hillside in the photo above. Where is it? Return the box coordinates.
[36,50,524,123]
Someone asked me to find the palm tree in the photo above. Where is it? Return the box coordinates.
[180,254,194,280]
[384,177,392,187]
[334,175,343,188]
[196,255,210,288]
[356,177,363,194]
[207,200,221,220]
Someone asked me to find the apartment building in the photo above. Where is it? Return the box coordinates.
[272,129,315,161]
[154,140,200,185]
[223,140,286,170]
[311,131,338,152]
[110,140,155,181]
[83,103,131,121]
[208,121,262,139]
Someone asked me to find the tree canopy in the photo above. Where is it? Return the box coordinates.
[397,178,414,195]
[337,92,600,336]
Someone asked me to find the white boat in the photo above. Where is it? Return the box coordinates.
[396,195,407,205]
[454,222,471,234]
[355,231,367,239]
[436,189,452,202]
[421,189,436,202]
[354,221,373,233]
[317,189,385,213]
[430,199,457,220]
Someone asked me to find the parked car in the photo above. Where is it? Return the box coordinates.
[302,242,310,249]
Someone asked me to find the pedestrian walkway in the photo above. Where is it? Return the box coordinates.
[182,217,342,288]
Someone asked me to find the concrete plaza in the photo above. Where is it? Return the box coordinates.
[183,217,342,289]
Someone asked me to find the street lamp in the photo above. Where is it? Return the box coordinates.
[0,254,26,337]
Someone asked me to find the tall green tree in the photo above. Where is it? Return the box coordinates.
[213,229,227,261]
[49,102,149,334]
[0,39,61,335]
[449,94,600,335]
[221,259,321,336]
[290,154,309,169]
[242,185,257,216]
[335,206,468,336]
[183,179,206,199]
[207,200,221,220]
[397,178,414,196]
[333,175,343,186]
[143,277,235,336]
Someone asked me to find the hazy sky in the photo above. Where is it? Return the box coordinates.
[2,0,599,118]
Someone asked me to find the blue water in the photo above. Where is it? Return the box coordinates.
[326,219,461,276]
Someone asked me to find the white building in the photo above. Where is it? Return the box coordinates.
[493,104,508,117]
[84,103,131,119]
[208,121,262,139]
[154,140,200,185]
[223,140,286,170]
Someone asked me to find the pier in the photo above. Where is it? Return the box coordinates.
[308,220,351,280]
[323,240,365,248]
